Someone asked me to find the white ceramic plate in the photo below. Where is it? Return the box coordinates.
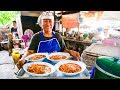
[55,60,86,76]
[23,62,56,77]
[47,52,70,63]
[25,53,48,62]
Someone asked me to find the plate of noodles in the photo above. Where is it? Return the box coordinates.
[25,53,48,62]
[23,62,56,77]
[47,52,70,63]
[55,60,86,76]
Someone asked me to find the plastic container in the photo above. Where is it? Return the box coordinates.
[94,56,120,79]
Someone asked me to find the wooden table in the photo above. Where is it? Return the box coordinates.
[63,38,92,55]
[64,38,92,46]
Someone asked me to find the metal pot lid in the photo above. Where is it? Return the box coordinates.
[96,56,120,77]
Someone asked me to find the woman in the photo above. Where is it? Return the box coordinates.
[17,11,80,69]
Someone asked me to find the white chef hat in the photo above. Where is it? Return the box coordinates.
[37,11,54,25]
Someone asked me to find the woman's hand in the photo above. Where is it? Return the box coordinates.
[69,50,80,60]
[16,50,35,69]
[16,59,26,70]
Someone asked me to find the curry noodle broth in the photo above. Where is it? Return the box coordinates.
[50,55,67,60]
[29,55,46,60]
[59,63,82,73]
[27,64,51,74]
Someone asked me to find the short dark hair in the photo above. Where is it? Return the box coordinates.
[13,21,16,23]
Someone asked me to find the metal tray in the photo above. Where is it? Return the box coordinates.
[16,68,90,79]
[15,56,90,79]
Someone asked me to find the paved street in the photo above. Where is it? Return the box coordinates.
[0,50,18,79]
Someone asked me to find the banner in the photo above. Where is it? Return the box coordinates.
[62,13,79,28]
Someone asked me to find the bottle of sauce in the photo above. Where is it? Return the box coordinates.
[12,49,21,64]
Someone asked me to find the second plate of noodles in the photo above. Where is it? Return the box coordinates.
[47,52,70,63]
[55,60,86,76]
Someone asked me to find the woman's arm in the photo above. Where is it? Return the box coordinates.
[64,49,80,61]
[56,32,80,60]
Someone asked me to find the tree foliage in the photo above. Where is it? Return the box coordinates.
[0,11,20,27]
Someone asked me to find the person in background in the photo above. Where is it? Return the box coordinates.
[11,21,19,39]
[102,26,117,46]
[103,26,111,39]
[8,33,14,56]
[92,27,104,43]
[17,11,80,69]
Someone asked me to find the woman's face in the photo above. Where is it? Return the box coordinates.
[42,19,53,33]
